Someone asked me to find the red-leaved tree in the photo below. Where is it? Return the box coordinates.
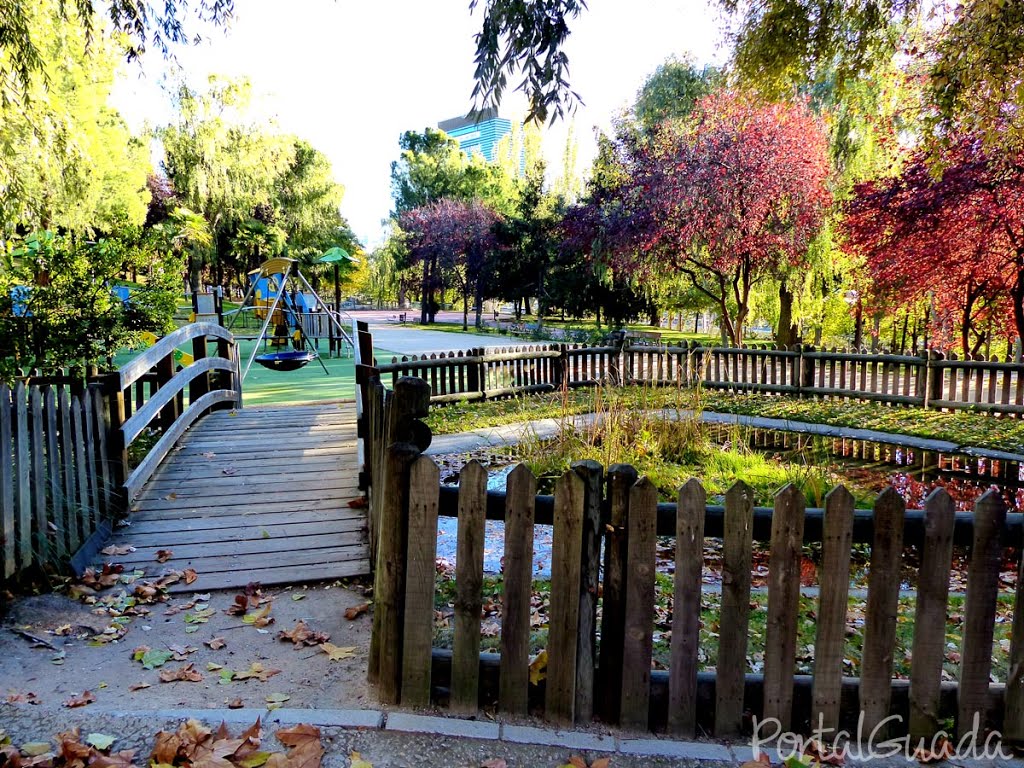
[612,91,833,345]
[843,140,1024,357]
[399,198,500,328]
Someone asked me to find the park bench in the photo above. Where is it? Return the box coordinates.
[624,329,662,346]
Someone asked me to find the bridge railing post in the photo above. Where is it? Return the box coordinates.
[100,371,129,517]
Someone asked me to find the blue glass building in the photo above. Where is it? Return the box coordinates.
[438,108,512,162]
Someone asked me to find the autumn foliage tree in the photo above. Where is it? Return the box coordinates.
[398,198,501,328]
[843,140,1024,357]
[612,91,832,345]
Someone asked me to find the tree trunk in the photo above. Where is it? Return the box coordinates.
[648,309,660,327]
[524,296,532,316]
[853,298,863,351]
[776,279,796,347]
[463,288,469,331]
[420,260,429,324]
[871,315,881,352]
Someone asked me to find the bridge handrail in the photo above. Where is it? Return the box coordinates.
[105,322,242,505]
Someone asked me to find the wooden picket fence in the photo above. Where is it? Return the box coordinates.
[364,376,1024,739]
[374,341,1024,415]
[1,323,242,581]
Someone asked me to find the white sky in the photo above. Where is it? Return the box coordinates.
[111,0,730,248]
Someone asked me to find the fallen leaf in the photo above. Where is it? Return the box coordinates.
[590,760,611,768]
[291,594,306,601]
[201,451,216,458]
[265,692,290,710]
[319,643,357,662]
[242,604,274,628]
[566,757,587,768]
[63,691,96,708]
[349,753,373,768]
[528,650,548,685]
[234,663,282,682]
[184,569,198,585]
[129,682,151,692]
[101,545,135,556]
[913,736,955,764]
[344,603,370,621]
[480,760,506,768]
[86,734,116,750]
[278,621,330,647]
[347,497,368,509]
[228,699,244,709]
[156,550,173,563]
[276,724,324,768]
[158,663,204,683]
[134,648,174,670]
[205,637,227,650]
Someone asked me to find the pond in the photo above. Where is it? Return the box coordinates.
[432,423,1024,577]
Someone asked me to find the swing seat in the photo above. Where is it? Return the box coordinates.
[254,350,316,371]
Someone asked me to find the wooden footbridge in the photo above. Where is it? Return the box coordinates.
[0,322,370,590]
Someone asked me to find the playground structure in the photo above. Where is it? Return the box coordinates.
[226,258,355,379]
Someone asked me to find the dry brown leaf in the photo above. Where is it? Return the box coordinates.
[156,550,173,563]
[346,496,368,509]
[228,698,244,709]
[206,637,227,650]
[62,691,96,708]
[913,736,955,764]
[319,643,357,662]
[183,569,198,585]
[480,760,507,768]
[566,757,587,768]
[275,725,323,768]
[158,663,204,683]
[343,603,370,621]
[589,760,610,768]
[101,545,135,556]
[234,663,282,682]
[128,682,151,692]
[277,621,330,647]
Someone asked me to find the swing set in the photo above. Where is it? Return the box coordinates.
[226,257,351,381]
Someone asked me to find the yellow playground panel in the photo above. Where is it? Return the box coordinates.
[140,332,194,366]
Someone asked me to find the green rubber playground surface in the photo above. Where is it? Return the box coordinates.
[114,338,394,407]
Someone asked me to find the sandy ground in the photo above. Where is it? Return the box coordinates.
[0,578,373,713]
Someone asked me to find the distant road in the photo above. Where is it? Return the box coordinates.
[347,309,533,356]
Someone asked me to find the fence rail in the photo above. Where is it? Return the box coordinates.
[2,323,242,582]
[375,341,1024,415]
[367,381,1024,739]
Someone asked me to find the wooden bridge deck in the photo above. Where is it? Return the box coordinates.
[100,402,368,592]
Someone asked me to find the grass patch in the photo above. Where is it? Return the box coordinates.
[424,386,1024,455]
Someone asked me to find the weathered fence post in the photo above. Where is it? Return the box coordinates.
[860,487,906,737]
[571,459,603,724]
[451,460,487,714]
[552,344,568,390]
[908,488,955,741]
[1,384,14,578]
[620,476,658,730]
[797,344,816,398]
[467,347,486,400]
[101,372,128,516]
[925,350,944,409]
[957,490,1006,737]
[600,464,638,723]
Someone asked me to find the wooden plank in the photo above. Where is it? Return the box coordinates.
[957,490,1006,736]
[908,488,955,741]
[668,478,706,737]
[129,497,357,520]
[715,480,754,737]
[29,386,46,554]
[600,463,637,724]
[142,470,357,493]
[120,508,364,535]
[546,469,585,725]
[116,518,363,546]
[499,463,537,715]
[151,456,346,477]
[1,384,14,577]
[860,487,906,735]
[452,460,487,714]
[572,460,603,724]
[138,542,367,575]
[167,558,369,592]
[82,389,98,530]
[14,382,31,569]
[44,387,65,560]
[91,386,111,516]
[401,456,440,707]
[372,442,420,703]
[105,529,365,563]
[136,477,360,502]
[811,485,855,734]
[70,394,90,548]
[763,483,806,731]
[620,476,658,731]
